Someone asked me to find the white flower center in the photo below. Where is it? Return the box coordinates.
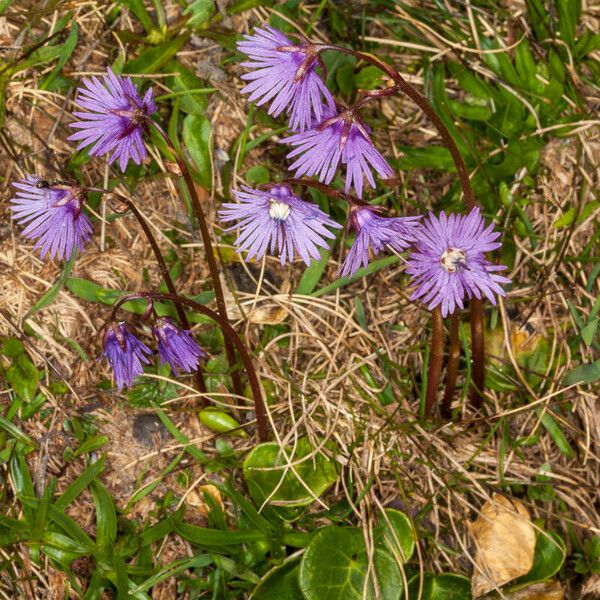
[268,198,291,222]
[440,247,466,272]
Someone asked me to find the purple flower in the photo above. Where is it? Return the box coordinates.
[237,24,335,132]
[219,184,341,265]
[340,206,421,278]
[283,108,393,198]
[405,208,511,317]
[102,322,152,390]
[68,69,156,172]
[9,174,92,260]
[153,318,206,375]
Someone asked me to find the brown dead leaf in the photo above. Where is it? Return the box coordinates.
[186,484,225,517]
[503,581,565,600]
[469,494,536,597]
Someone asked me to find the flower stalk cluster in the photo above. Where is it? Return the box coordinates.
[8,68,269,440]
[227,23,512,416]
[7,22,513,428]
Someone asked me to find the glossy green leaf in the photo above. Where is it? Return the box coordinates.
[40,23,78,90]
[335,63,355,96]
[581,318,598,346]
[243,438,338,515]
[41,544,85,570]
[355,66,383,90]
[296,246,332,295]
[213,554,260,583]
[537,409,573,458]
[556,0,579,49]
[122,35,189,74]
[375,508,415,563]
[55,455,106,510]
[299,526,402,600]
[42,531,91,556]
[515,40,544,93]
[129,555,213,594]
[73,435,109,457]
[163,60,210,115]
[514,531,566,586]
[312,256,400,297]
[251,555,303,600]
[6,353,39,402]
[245,165,270,185]
[66,277,102,301]
[576,32,600,58]
[0,0,11,16]
[395,146,455,170]
[91,480,117,551]
[25,256,75,318]
[2,337,24,357]
[563,360,600,385]
[184,0,214,28]
[13,45,63,73]
[173,520,267,547]
[182,113,212,189]
[407,573,472,599]
[0,416,36,447]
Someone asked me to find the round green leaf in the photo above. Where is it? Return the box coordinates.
[299,526,403,600]
[514,531,566,586]
[251,555,303,600]
[407,573,472,599]
[243,438,338,516]
[375,508,415,563]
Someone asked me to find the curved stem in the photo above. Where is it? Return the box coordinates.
[425,307,443,418]
[281,178,371,208]
[317,44,484,408]
[108,292,269,442]
[149,121,244,399]
[441,313,460,419]
[106,191,207,395]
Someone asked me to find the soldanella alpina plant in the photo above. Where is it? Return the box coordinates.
[8,69,270,443]
[226,21,512,417]
[7,20,510,431]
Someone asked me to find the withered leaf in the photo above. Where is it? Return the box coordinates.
[469,494,536,597]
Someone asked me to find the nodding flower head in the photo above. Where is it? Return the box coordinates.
[237,24,335,132]
[68,68,157,172]
[340,205,421,278]
[101,321,152,390]
[152,317,206,375]
[218,184,341,266]
[283,107,393,198]
[9,174,92,260]
[405,208,511,317]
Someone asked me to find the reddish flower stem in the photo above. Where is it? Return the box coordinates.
[149,121,244,400]
[104,191,207,395]
[281,178,371,208]
[441,314,460,418]
[107,292,269,443]
[425,307,443,418]
[316,44,485,411]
